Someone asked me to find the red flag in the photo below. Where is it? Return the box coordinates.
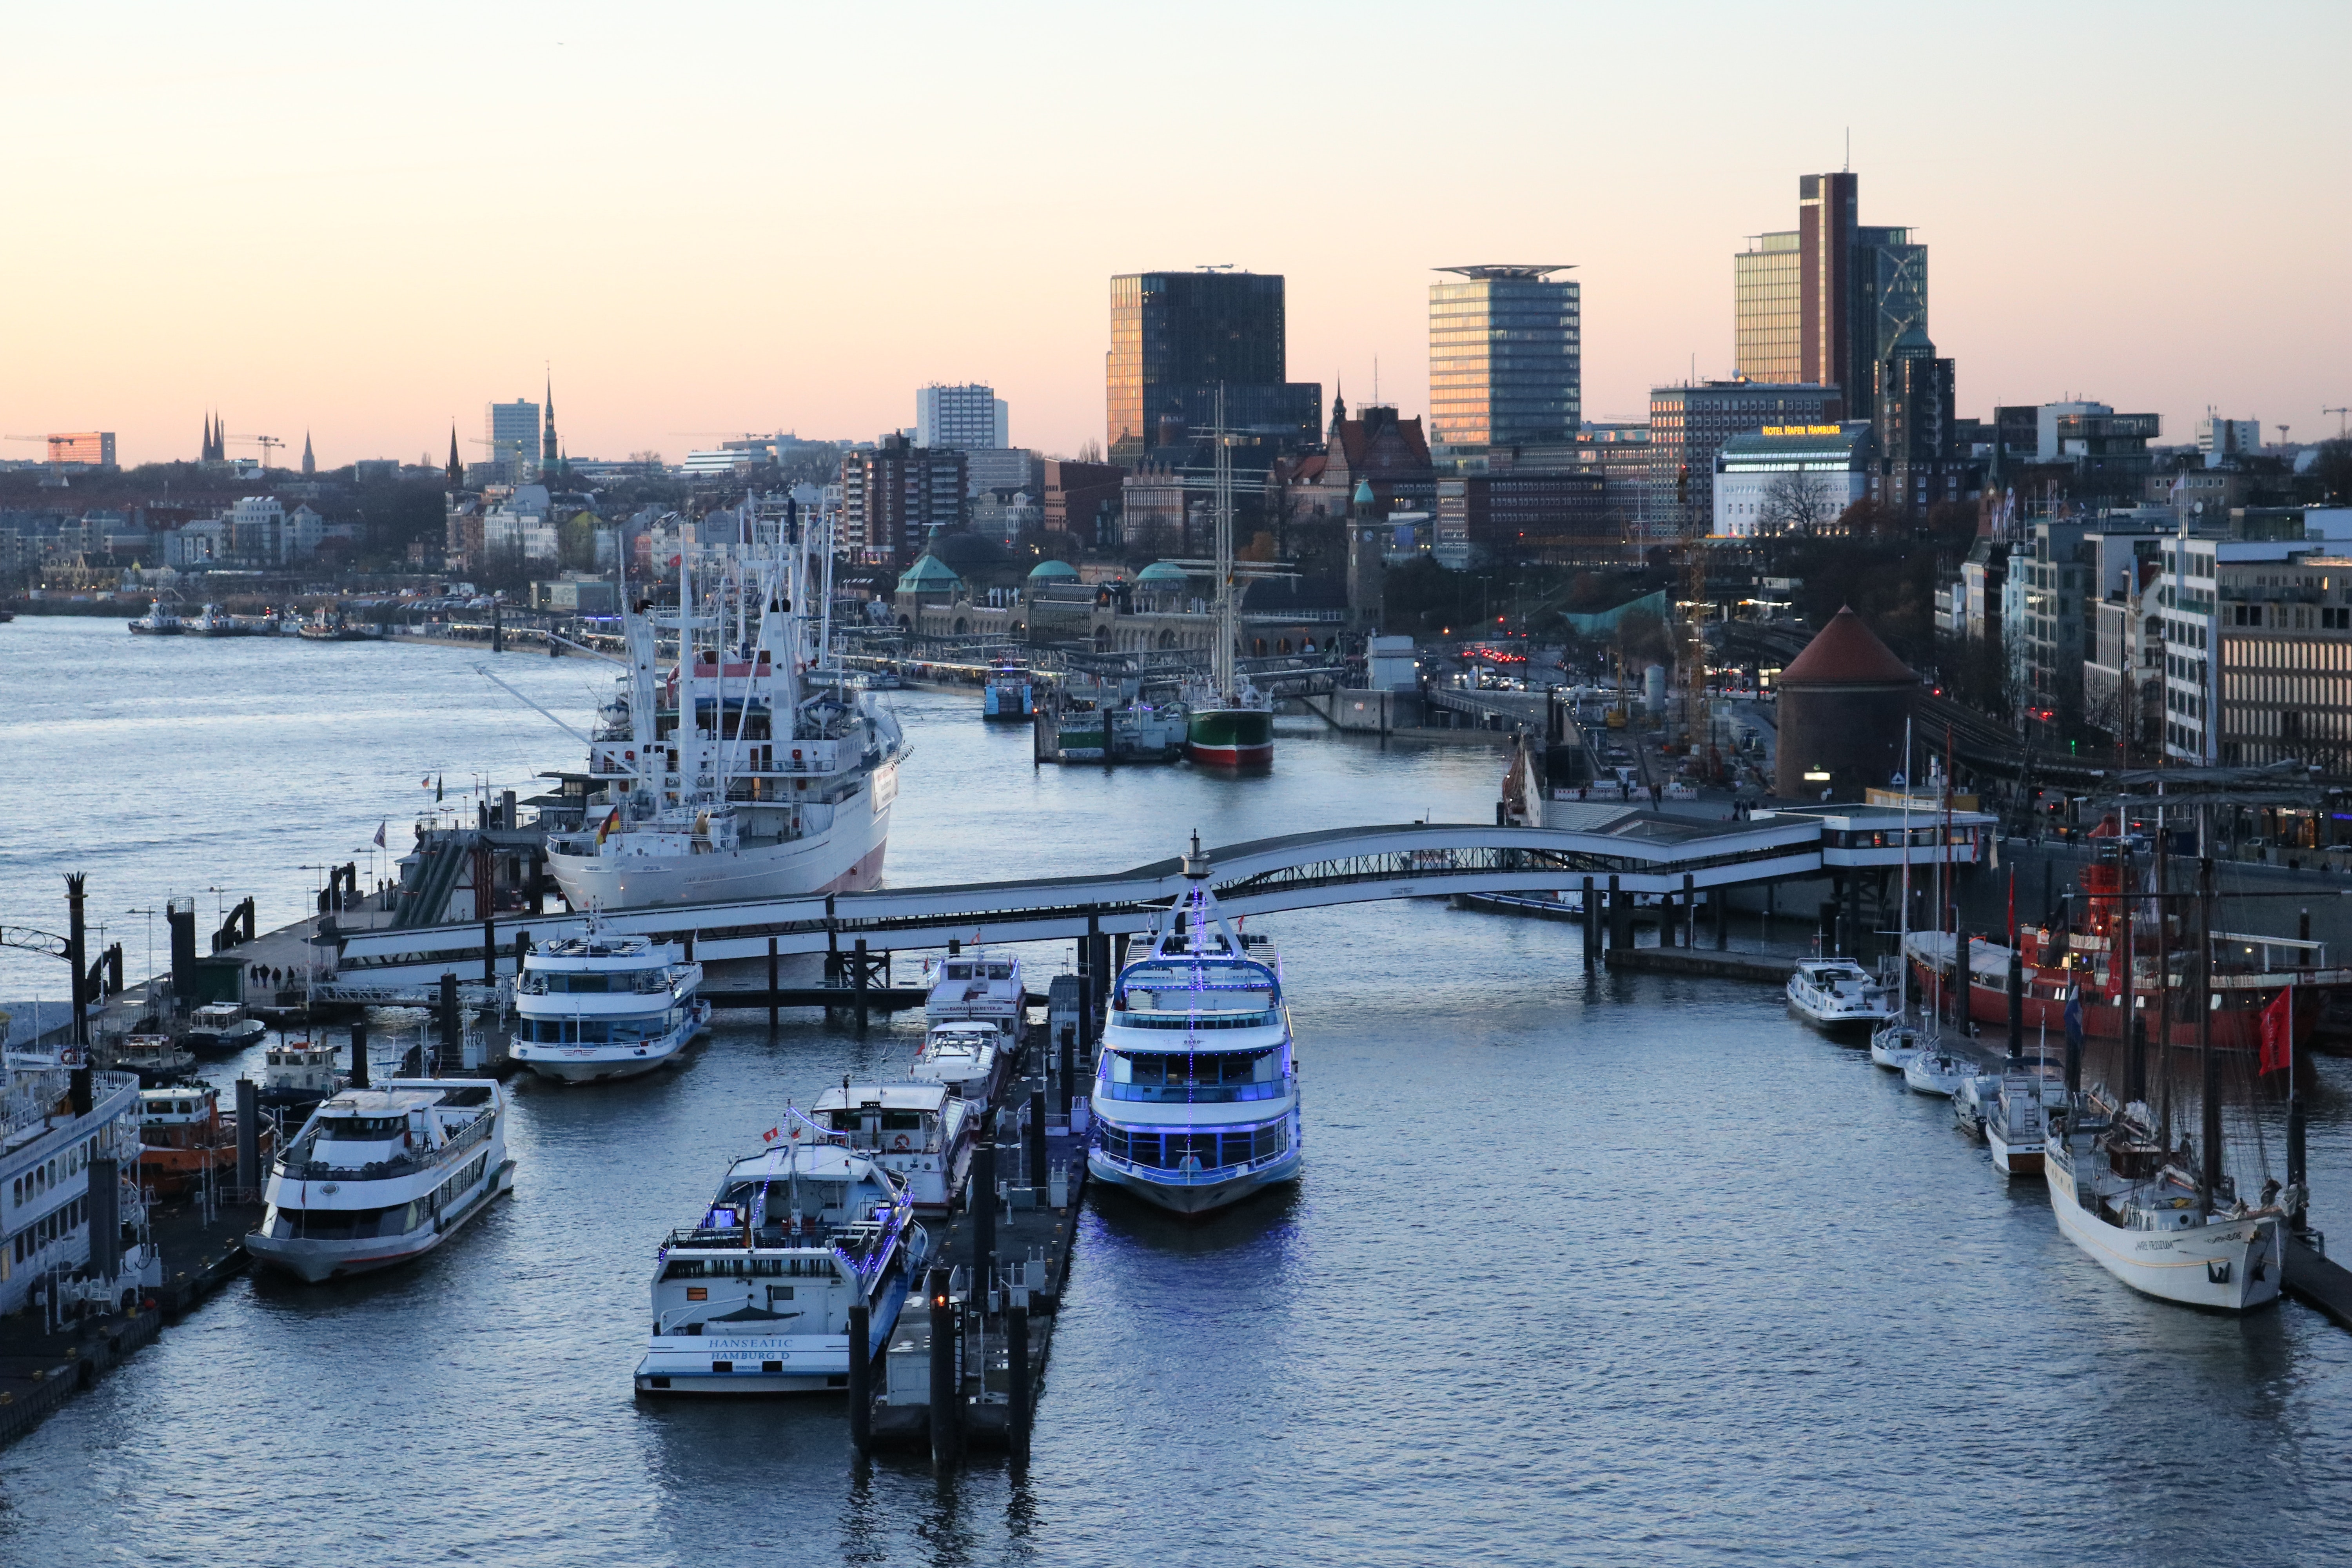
[2259,988,2293,1075]
[762,1127,779,1143]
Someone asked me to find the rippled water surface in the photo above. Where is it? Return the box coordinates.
[4,617,2349,1566]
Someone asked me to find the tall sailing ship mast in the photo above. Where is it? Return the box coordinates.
[1170,387,1278,767]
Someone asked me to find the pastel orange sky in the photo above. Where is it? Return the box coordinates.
[5,3,2348,468]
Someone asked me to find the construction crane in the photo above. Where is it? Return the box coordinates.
[2325,407,2350,440]
[228,434,285,466]
[5,434,69,485]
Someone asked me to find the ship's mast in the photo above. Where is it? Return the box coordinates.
[1213,384,1235,703]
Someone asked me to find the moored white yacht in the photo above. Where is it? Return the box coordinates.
[2045,1095,2289,1311]
[508,921,708,1084]
[635,1130,928,1394]
[1088,834,1301,1216]
[1786,958,1897,1034]
[812,1081,974,1213]
[249,1078,513,1283]
[921,949,1024,1043]
[1984,1071,2068,1176]
[912,1021,1007,1107]
[1869,1015,1927,1071]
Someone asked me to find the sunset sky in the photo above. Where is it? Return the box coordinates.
[5,2,2348,467]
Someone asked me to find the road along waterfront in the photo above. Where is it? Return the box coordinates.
[3,617,2350,1566]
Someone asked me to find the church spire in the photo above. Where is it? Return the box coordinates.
[446,424,465,490]
[300,429,315,477]
[542,367,559,469]
[1330,377,1346,436]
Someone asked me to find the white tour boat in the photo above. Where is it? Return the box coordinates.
[921,949,1024,1042]
[248,1079,514,1283]
[812,1081,974,1213]
[635,1131,928,1394]
[1088,834,1301,1216]
[912,1020,1008,1106]
[2045,1096,2289,1311]
[1786,958,1898,1033]
[543,514,904,910]
[508,922,708,1085]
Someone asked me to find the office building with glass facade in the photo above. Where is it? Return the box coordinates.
[1427,266,1580,450]
[1107,271,1319,461]
[1733,174,1926,397]
[1647,381,1843,539]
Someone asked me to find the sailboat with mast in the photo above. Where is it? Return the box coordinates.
[1871,721,1928,1071]
[1171,388,1275,768]
[542,504,906,910]
[2043,849,2303,1310]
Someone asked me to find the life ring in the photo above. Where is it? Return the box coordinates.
[893,1134,911,1151]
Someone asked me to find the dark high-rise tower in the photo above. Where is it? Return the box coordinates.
[1107,270,1321,461]
[1735,172,1926,397]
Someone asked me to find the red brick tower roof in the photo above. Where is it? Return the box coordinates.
[1779,606,1915,686]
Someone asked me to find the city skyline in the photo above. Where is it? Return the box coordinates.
[4,4,2347,466]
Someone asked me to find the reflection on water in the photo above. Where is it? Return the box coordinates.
[2,620,2350,1565]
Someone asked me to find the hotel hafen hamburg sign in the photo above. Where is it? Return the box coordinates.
[1760,425,1846,437]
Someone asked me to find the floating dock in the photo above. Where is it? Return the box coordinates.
[858,1020,1091,1461]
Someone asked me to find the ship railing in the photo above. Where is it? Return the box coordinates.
[1090,1145,1290,1185]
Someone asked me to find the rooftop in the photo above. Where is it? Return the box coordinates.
[1778,608,1916,687]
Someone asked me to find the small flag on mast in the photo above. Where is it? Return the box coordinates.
[374,820,387,849]
[595,807,621,846]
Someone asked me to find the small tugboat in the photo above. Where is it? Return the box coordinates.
[921,948,1024,1043]
[248,1078,514,1282]
[1785,958,1898,1035]
[100,1032,196,1087]
[296,605,381,641]
[811,1081,974,1213]
[634,1124,929,1394]
[1088,833,1302,1216]
[258,1039,347,1111]
[127,597,183,634]
[137,1084,276,1199]
[181,1001,265,1056]
[187,603,241,636]
[508,921,708,1085]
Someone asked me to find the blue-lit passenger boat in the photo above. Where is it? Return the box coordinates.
[1087,834,1301,1215]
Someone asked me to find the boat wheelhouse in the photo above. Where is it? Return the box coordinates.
[182,1002,265,1056]
[982,665,1034,722]
[258,1040,345,1110]
[811,1082,973,1213]
[138,1084,274,1200]
[1088,835,1301,1216]
[248,1079,513,1283]
[635,1135,927,1395]
[509,925,708,1085]
[922,950,1024,1042]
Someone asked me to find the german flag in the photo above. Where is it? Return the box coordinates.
[595,807,622,846]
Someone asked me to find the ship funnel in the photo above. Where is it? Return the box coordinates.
[1182,830,1211,880]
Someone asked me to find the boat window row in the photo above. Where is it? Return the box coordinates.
[720,1178,852,1215]
[663,1254,833,1279]
[1102,1052,1288,1102]
[1114,1009,1280,1031]
[1822,826,1977,849]
[318,1115,408,1142]
[826,1111,928,1133]
[1098,1120,1289,1170]
[942,963,1013,981]
[518,1016,679,1044]
[522,971,668,995]
[10,1134,103,1210]
[8,1193,86,1263]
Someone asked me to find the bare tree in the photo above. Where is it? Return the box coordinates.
[1759,468,1840,535]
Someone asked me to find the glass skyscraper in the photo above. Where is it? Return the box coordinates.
[1428,265,1581,449]
[1107,271,1318,461]
[1732,234,1801,383]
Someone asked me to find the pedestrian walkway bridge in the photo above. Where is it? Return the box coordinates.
[330,804,1992,991]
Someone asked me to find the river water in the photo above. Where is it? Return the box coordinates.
[2,616,2349,1567]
